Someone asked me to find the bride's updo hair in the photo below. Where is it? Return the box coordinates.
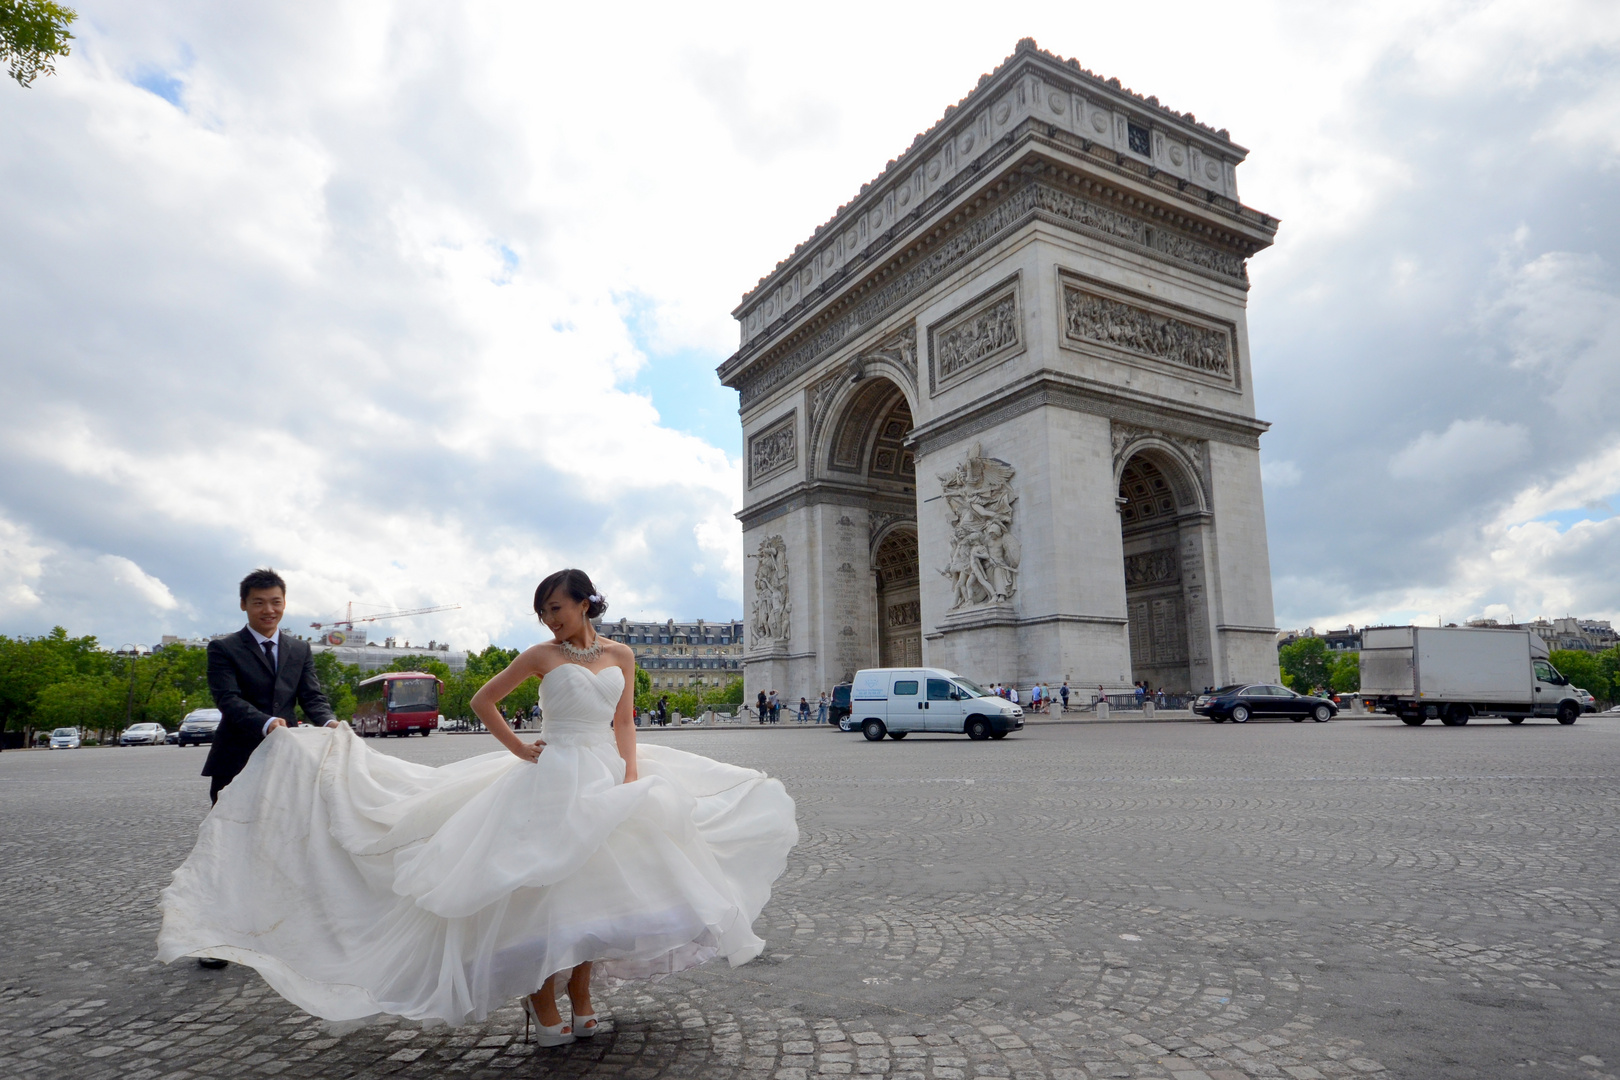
[534,569,608,620]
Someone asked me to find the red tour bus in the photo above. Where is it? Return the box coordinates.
[354,672,442,737]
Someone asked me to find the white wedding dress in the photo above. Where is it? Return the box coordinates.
[157,664,798,1026]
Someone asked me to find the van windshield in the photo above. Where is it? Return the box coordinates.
[951,679,988,697]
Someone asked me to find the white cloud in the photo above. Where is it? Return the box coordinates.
[1388,419,1531,481]
[1261,459,1302,489]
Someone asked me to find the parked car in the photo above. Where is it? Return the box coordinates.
[49,727,81,749]
[1573,687,1596,713]
[1194,684,1337,723]
[120,722,169,746]
[176,708,222,746]
[829,683,853,730]
[848,667,1023,741]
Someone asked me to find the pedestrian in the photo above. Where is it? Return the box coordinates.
[768,689,780,724]
[1032,683,1043,710]
[657,694,669,726]
[817,691,829,725]
[1135,681,1146,708]
[1060,681,1070,712]
[757,689,768,724]
[797,697,810,723]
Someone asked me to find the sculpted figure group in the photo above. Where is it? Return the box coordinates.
[938,444,1021,609]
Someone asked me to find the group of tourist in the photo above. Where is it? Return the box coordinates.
[986,681,1071,712]
[755,689,833,724]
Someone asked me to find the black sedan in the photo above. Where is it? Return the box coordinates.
[1194,684,1337,723]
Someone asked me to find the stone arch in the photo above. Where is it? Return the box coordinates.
[1111,436,1208,516]
[1116,443,1210,695]
[873,525,922,667]
[814,374,918,485]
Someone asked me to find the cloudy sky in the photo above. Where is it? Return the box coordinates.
[1,0,1617,650]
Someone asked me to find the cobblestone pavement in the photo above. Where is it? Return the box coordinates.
[3,717,1618,1079]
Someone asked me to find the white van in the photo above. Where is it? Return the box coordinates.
[850,668,1024,741]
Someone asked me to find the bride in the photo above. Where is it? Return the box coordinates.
[157,569,798,1043]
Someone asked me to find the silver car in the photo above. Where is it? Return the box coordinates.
[120,722,169,746]
[176,708,222,746]
[49,727,81,749]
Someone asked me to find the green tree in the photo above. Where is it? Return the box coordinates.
[635,666,651,697]
[1328,652,1360,693]
[1550,650,1611,704]
[33,674,122,741]
[1,1,76,87]
[0,627,107,742]
[387,654,452,680]
[311,652,362,722]
[1278,637,1332,693]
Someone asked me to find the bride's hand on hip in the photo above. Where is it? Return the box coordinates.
[511,738,545,763]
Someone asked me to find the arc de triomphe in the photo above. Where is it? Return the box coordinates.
[720,39,1281,702]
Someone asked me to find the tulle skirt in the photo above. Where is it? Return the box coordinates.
[156,724,797,1026]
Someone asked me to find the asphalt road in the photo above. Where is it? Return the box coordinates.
[1,715,1616,1079]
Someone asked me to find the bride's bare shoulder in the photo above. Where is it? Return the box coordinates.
[520,641,563,675]
[604,639,635,662]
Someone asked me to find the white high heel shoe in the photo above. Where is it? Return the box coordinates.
[522,994,574,1047]
[571,1007,600,1038]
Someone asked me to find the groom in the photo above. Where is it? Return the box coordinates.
[203,568,338,805]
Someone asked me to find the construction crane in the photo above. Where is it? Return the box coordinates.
[310,602,461,632]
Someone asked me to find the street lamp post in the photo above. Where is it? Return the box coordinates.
[119,644,143,735]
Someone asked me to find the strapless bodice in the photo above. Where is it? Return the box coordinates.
[538,663,623,744]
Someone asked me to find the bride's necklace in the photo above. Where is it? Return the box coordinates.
[556,633,603,662]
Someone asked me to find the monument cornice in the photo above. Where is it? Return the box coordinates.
[723,38,1276,375]
[720,140,1276,416]
[905,369,1271,460]
[736,480,914,532]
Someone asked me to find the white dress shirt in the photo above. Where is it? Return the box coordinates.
[247,627,282,736]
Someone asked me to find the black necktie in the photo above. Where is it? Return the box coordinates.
[262,640,275,670]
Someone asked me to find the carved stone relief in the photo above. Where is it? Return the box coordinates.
[938,443,1020,610]
[1124,549,1180,587]
[747,412,797,487]
[1064,285,1233,380]
[887,599,922,628]
[930,284,1021,392]
[750,535,791,646]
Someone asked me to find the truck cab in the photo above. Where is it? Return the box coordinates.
[850,667,1023,741]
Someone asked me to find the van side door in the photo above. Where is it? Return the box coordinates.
[889,675,923,732]
[926,677,963,732]
[1531,659,1565,716]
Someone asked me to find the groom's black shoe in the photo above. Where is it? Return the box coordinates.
[197,957,229,970]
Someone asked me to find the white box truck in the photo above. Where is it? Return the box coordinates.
[1360,625,1584,726]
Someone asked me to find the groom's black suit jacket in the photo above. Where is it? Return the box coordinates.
[203,628,337,789]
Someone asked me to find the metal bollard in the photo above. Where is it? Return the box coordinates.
[1143,700,1155,719]
[1096,700,1110,720]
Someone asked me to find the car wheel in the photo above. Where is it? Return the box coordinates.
[1292,716,1304,723]
[1401,714,1427,726]
[989,731,1008,739]
[1211,716,1225,723]
[966,716,991,740]
[862,719,886,741]
[1231,705,1250,723]
[1557,701,1579,725]
[1507,716,1525,724]
[1314,704,1333,722]
[1441,705,1469,726]
[887,731,907,740]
